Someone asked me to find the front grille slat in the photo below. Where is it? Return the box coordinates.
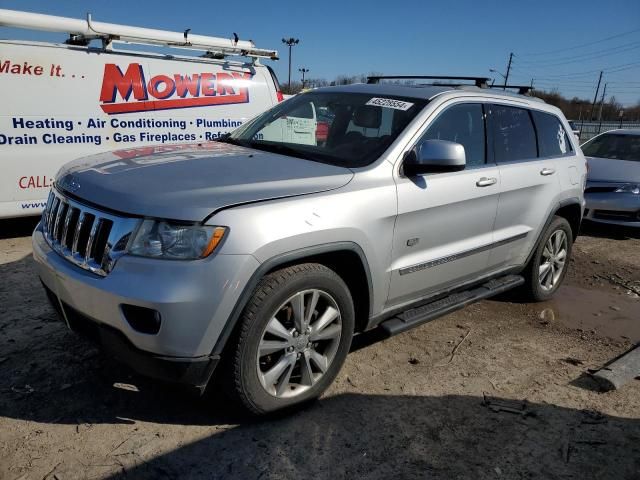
[40,189,139,277]
[61,206,75,248]
[47,197,60,239]
[71,211,86,254]
[53,201,67,243]
[84,219,100,265]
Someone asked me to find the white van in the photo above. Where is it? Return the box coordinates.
[0,9,283,218]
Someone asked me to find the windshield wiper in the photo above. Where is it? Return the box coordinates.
[215,136,252,148]
[247,141,314,161]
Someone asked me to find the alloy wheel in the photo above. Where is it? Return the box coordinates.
[256,289,342,398]
[538,230,568,292]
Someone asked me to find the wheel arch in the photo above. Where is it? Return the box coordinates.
[522,197,582,269]
[211,241,373,358]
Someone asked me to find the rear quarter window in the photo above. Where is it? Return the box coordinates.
[532,111,573,157]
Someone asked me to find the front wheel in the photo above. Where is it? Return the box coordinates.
[226,263,354,415]
[521,216,573,302]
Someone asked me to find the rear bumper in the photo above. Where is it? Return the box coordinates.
[584,192,640,227]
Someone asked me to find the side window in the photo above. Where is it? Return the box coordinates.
[532,111,573,157]
[489,105,537,163]
[287,101,314,119]
[420,103,486,168]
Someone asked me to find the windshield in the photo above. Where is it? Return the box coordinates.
[582,133,640,161]
[223,92,427,167]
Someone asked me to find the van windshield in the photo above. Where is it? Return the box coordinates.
[222,92,427,167]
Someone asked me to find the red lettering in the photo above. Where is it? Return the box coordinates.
[100,63,148,103]
[200,73,216,96]
[0,60,9,73]
[18,176,53,189]
[147,75,175,99]
[174,74,201,97]
[216,73,236,95]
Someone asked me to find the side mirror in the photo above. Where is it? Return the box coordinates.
[403,139,466,176]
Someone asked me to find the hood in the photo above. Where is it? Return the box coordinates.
[56,143,354,222]
[586,156,640,183]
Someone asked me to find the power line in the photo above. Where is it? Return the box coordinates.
[521,27,640,56]
[515,42,640,68]
[511,61,640,79]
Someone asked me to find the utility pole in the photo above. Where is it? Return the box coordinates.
[503,52,513,90]
[597,83,607,134]
[281,37,299,92]
[530,78,534,91]
[299,67,309,88]
[589,71,603,121]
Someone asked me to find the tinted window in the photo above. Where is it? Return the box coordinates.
[532,111,573,157]
[490,105,537,163]
[581,133,640,161]
[420,103,486,167]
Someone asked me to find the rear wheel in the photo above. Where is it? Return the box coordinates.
[521,216,573,302]
[227,263,354,414]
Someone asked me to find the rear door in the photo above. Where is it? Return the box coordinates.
[487,104,564,270]
[388,101,500,306]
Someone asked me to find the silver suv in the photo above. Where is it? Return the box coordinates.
[33,76,587,414]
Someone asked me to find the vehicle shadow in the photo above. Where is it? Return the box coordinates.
[1,254,639,479]
[0,216,40,240]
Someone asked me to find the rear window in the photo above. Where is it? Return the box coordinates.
[489,105,538,163]
[532,111,573,157]
[582,133,640,161]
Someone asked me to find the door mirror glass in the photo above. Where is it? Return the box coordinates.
[404,139,466,176]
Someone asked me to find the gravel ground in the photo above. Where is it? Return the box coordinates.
[0,218,639,480]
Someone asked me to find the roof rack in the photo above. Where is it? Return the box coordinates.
[492,85,534,95]
[367,75,491,88]
[0,9,278,60]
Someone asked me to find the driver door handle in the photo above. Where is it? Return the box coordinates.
[476,177,497,187]
[540,168,556,176]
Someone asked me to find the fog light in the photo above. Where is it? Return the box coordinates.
[121,304,161,334]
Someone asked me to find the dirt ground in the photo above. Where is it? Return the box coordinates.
[0,218,639,480]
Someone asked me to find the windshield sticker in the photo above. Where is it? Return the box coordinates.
[366,97,414,111]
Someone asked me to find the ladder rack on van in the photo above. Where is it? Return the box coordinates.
[0,9,278,60]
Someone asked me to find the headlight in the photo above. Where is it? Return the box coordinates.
[614,184,640,194]
[128,220,227,259]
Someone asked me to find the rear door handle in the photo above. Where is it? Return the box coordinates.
[540,168,556,176]
[476,177,497,187]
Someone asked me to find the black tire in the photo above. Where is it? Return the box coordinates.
[520,216,573,302]
[226,263,354,415]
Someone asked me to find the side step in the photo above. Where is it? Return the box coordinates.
[381,274,524,337]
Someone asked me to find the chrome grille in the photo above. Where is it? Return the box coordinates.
[42,189,139,276]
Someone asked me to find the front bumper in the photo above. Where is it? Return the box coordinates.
[584,192,640,227]
[33,223,260,387]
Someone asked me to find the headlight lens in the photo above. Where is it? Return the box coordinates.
[128,220,227,259]
[614,184,640,194]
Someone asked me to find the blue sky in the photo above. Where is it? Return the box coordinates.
[1,0,639,105]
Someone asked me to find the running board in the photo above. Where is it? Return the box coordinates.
[381,274,524,337]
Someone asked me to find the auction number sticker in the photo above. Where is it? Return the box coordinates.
[365,97,414,111]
